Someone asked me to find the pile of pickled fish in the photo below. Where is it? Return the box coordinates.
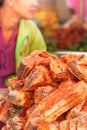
[0,50,87,130]
[53,23,86,50]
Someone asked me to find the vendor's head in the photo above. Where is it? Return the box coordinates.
[0,0,39,19]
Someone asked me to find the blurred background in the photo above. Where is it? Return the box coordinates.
[33,0,87,54]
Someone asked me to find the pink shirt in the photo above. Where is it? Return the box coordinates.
[65,0,87,21]
[0,25,18,88]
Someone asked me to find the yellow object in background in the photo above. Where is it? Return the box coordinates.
[34,7,60,36]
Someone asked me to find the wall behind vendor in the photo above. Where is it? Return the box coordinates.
[38,0,55,7]
[38,0,71,22]
[55,0,71,22]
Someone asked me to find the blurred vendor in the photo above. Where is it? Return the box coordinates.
[0,0,46,88]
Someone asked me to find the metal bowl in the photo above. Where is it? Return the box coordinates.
[55,51,87,58]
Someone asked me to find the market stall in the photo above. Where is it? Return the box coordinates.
[34,0,87,54]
